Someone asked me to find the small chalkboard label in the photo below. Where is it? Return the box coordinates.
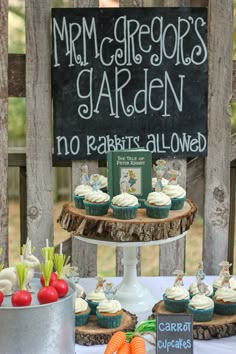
[156,314,193,354]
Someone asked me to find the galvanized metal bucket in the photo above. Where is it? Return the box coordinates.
[0,278,76,354]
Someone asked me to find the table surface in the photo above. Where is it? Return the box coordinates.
[75,275,236,354]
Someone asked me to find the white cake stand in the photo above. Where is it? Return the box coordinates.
[75,232,186,314]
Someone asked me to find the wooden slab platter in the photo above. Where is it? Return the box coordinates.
[75,309,137,346]
[149,300,236,340]
[58,199,197,242]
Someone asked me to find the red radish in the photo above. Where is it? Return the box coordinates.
[0,291,4,306]
[51,279,69,298]
[12,290,32,307]
[40,272,58,287]
[37,286,59,304]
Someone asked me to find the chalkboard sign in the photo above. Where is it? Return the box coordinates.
[156,314,193,354]
[52,7,208,160]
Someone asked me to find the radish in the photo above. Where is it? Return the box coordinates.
[51,246,70,298]
[37,285,58,304]
[11,263,32,307]
[51,279,68,298]
[38,258,58,304]
[12,290,31,307]
[0,291,4,305]
[40,271,58,287]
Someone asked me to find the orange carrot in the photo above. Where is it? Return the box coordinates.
[104,331,126,354]
[130,336,146,354]
[117,342,131,354]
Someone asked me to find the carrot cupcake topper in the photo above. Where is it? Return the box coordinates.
[90,173,102,191]
[95,276,106,292]
[219,261,232,276]
[221,271,231,288]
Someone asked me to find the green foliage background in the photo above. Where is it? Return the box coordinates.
[8,2,236,145]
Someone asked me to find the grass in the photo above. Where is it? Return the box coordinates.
[8,200,236,276]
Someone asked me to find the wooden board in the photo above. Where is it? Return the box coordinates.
[57,199,197,242]
[150,301,236,340]
[75,309,137,346]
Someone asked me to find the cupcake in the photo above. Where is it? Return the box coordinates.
[111,192,139,220]
[144,191,171,219]
[188,294,214,322]
[163,286,190,313]
[213,287,236,315]
[73,184,93,209]
[75,298,91,326]
[162,169,186,210]
[96,299,123,328]
[162,184,186,210]
[83,190,110,216]
[86,289,106,315]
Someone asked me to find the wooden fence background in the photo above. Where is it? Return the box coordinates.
[1,0,235,277]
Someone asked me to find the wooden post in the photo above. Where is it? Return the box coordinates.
[25,0,53,258]
[72,0,99,277]
[20,167,27,246]
[203,0,233,274]
[0,0,8,266]
[159,0,189,276]
[228,162,236,267]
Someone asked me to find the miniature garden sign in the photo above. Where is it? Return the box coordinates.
[52,7,208,160]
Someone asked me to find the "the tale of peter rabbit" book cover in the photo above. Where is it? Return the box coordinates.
[107,149,152,207]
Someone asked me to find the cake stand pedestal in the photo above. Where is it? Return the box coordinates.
[75,233,186,314]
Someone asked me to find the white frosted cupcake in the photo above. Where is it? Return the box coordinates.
[162,184,186,210]
[189,282,214,298]
[96,299,123,328]
[83,190,110,216]
[86,290,106,315]
[213,287,236,315]
[188,294,214,322]
[111,192,139,220]
[73,184,93,209]
[163,286,190,313]
[144,191,171,219]
[75,298,91,326]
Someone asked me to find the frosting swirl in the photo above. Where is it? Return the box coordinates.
[112,193,139,207]
[97,299,122,313]
[214,287,236,303]
[165,286,189,300]
[213,277,223,289]
[146,192,171,206]
[86,290,106,302]
[189,282,213,297]
[75,298,88,313]
[189,294,214,309]
[74,184,92,197]
[84,190,110,203]
[230,278,236,290]
[162,185,186,199]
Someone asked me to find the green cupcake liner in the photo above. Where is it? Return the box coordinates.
[187,304,214,322]
[111,204,139,220]
[96,311,123,328]
[163,294,189,313]
[213,300,236,315]
[75,308,91,326]
[83,200,110,216]
[73,194,85,209]
[144,201,171,219]
[170,197,185,210]
[86,300,99,315]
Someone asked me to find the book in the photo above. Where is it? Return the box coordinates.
[107,149,152,208]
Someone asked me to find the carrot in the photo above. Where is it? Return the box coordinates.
[104,331,126,354]
[130,336,146,354]
[117,342,131,354]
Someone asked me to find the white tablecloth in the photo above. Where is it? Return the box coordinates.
[75,276,236,354]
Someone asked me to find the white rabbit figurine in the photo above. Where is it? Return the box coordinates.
[0,239,40,295]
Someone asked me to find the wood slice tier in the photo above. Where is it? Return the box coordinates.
[57,199,197,242]
[75,309,137,346]
[149,301,236,340]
